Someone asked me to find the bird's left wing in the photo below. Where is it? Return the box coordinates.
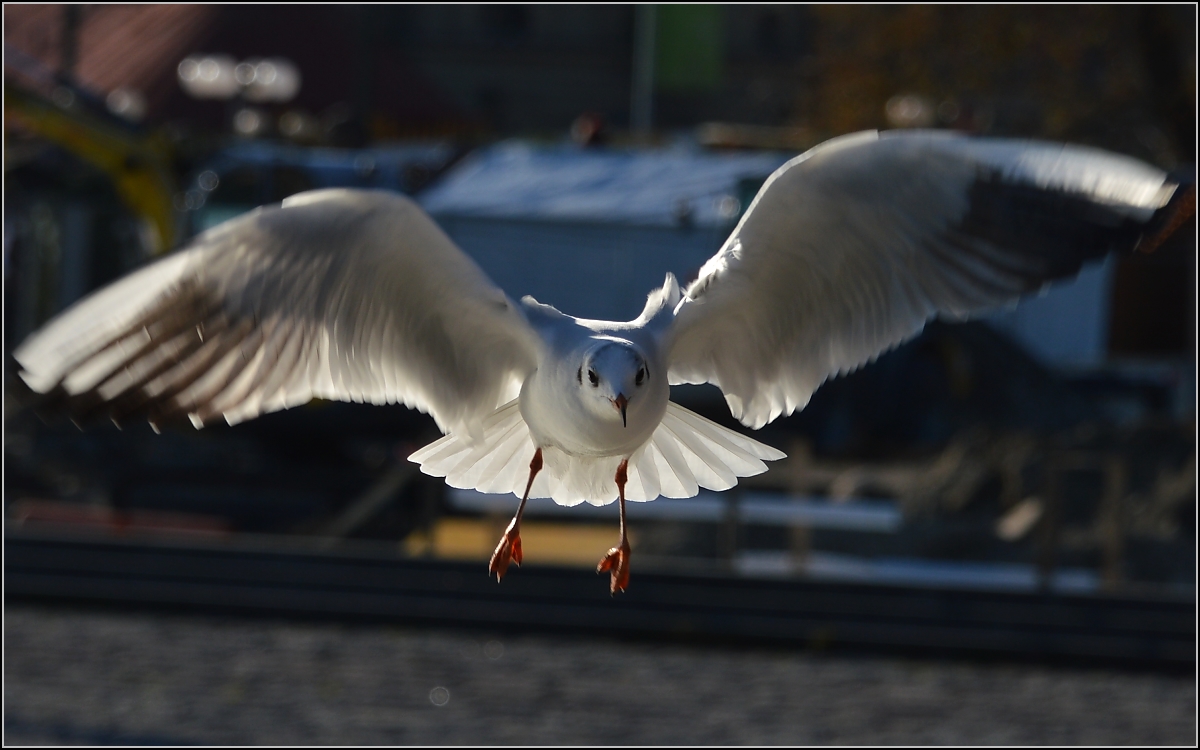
[14,189,540,439]
[664,130,1190,429]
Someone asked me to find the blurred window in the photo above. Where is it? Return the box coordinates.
[209,166,262,206]
[193,166,263,234]
[271,166,316,202]
[482,5,530,44]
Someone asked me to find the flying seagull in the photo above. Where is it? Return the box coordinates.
[13,130,1192,593]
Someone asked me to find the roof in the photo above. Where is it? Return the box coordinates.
[3,5,466,130]
[4,4,220,112]
[419,141,793,228]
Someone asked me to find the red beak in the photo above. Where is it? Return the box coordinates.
[613,394,629,427]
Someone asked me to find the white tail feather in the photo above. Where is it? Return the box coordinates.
[409,400,786,507]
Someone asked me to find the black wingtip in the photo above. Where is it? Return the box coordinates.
[951,166,1195,292]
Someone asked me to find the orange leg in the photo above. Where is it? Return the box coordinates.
[489,448,542,582]
[597,458,632,594]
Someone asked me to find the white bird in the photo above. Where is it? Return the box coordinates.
[13,130,1191,593]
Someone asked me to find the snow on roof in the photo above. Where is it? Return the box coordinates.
[419,140,792,228]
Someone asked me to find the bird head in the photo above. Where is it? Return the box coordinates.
[576,339,649,427]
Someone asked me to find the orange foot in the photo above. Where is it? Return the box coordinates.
[597,539,631,594]
[489,526,523,582]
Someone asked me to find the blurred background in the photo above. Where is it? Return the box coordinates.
[4,4,1196,744]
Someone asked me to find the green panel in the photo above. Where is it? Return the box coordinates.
[655,5,725,92]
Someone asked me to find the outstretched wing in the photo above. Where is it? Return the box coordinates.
[664,130,1189,429]
[14,189,540,439]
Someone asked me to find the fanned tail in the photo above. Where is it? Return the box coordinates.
[623,401,786,501]
[409,400,786,506]
[409,399,537,497]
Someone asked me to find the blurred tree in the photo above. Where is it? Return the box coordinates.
[656,5,725,92]
[799,5,1194,165]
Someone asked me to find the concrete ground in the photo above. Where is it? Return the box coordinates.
[4,603,1195,745]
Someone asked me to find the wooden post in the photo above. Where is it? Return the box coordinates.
[719,487,740,568]
[1099,455,1129,590]
[1036,451,1062,592]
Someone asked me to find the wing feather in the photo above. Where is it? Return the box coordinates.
[14,189,540,438]
[665,130,1185,429]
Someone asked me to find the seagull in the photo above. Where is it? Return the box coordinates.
[13,130,1192,593]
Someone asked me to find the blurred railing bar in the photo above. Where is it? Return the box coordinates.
[447,489,901,532]
[740,493,901,532]
[6,531,1193,671]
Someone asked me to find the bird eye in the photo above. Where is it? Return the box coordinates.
[635,368,645,386]
[588,369,599,386]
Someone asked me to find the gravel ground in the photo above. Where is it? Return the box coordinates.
[4,604,1195,745]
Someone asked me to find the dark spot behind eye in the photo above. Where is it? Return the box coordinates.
[577,366,582,385]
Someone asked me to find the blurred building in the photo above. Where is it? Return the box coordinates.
[6,4,1193,360]
[5,6,1192,148]
[418,142,788,321]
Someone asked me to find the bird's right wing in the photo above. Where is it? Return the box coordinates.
[664,130,1190,429]
[14,189,540,439]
